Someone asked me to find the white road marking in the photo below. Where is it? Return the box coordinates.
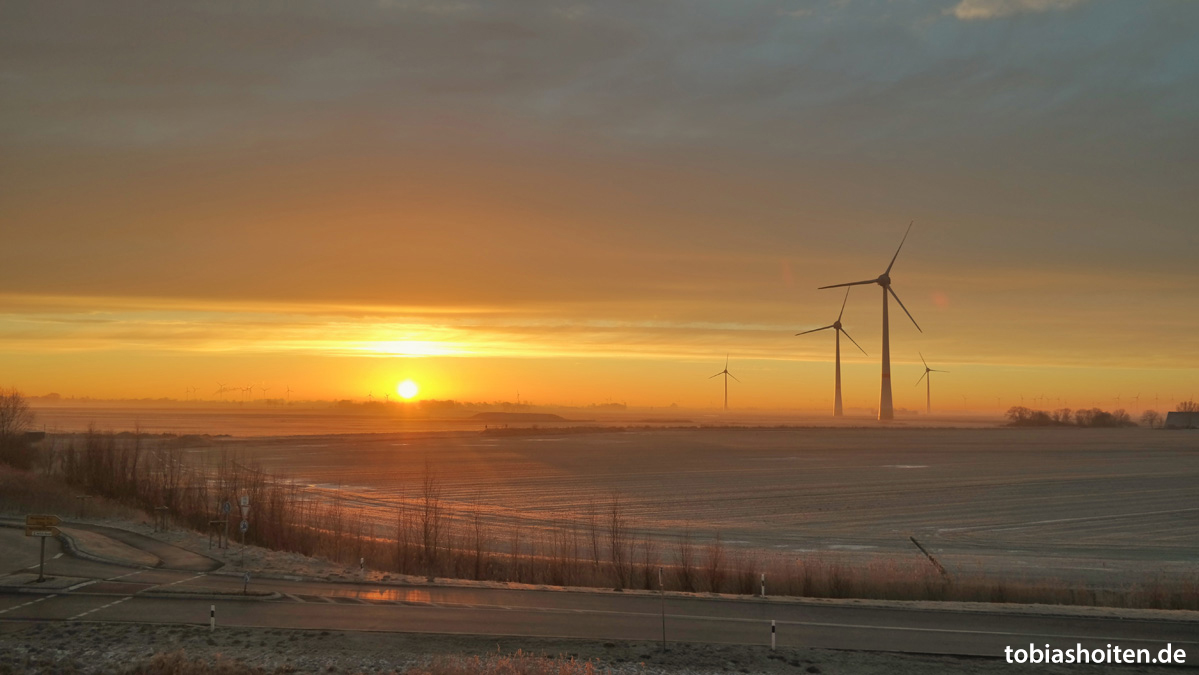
[107,571,143,581]
[285,593,304,602]
[0,594,57,615]
[137,572,206,594]
[69,596,130,620]
[67,580,98,591]
[52,553,63,559]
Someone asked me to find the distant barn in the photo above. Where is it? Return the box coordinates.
[1163,412,1199,429]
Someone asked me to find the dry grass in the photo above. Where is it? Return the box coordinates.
[106,649,608,675]
[0,463,141,522]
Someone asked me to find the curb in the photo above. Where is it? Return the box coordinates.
[55,528,160,571]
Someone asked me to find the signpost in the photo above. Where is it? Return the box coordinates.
[25,515,61,582]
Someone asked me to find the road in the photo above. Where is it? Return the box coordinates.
[1,524,1197,663]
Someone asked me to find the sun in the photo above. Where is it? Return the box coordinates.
[397,379,419,400]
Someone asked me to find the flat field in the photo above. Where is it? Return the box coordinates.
[174,425,1199,589]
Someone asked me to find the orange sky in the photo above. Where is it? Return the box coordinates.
[1,0,1197,413]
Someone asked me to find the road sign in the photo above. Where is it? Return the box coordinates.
[239,496,249,507]
[221,501,231,514]
[25,514,61,529]
[239,519,249,533]
[26,528,58,537]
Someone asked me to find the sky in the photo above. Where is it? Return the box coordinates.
[2,0,1197,412]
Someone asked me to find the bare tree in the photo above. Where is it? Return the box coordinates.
[1140,410,1161,428]
[1178,400,1198,413]
[0,388,36,468]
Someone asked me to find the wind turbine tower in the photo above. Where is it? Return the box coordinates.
[709,355,740,411]
[796,288,867,416]
[818,222,922,421]
[915,352,949,415]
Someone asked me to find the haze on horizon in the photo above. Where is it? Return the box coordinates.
[2,0,1197,411]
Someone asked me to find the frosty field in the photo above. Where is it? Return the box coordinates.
[159,424,1199,590]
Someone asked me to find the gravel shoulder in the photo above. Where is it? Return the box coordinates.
[0,621,1169,675]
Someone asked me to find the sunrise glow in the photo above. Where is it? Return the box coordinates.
[397,380,419,400]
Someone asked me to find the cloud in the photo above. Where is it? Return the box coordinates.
[950,0,1089,20]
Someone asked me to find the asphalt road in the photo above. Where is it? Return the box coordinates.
[2,525,1196,665]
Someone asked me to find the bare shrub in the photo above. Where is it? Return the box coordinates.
[702,533,726,592]
[607,495,631,589]
[673,528,696,592]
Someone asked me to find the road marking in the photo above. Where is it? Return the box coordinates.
[137,572,206,594]
[69,596,130,620]
[0,594,57,615]
[286,593,304,602]
[52,553,63,559]
[68,580,98,591]
[107,571,143,581]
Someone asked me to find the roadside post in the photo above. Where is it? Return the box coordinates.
[210,604,215,632]
[771,620,776,651]
[238,495,250,566]
[239,518,249,565]
[243,572,250,595]
[360,557,364,573]
[154,505,169,532]
[658,566,666,652]
[25,514,61,583]
[761,572,766,598]
[221,500,232,548]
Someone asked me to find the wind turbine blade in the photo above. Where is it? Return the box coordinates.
[728,372,741,383]
[818,279,876,290]
[919,351,928,369]
[933,369,950,373]
[709,372,723,379]
[888,286,922,332]
[839,328,868,355]
[837,288,850,321]
[795,325,835,336]
[725,354,729,369]
[916,371,927,386]
[885,220,914,275]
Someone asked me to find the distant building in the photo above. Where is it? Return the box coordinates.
[1163,412,1199,429]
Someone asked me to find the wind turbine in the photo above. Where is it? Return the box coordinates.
[818,222,922,421]
[286,385,293,403]
[709,355,740,411]
[915,352,949,415]
[214,383,227,401]
[795,288,867,416]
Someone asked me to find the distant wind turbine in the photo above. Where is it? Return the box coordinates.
[286,385,293,403]
[915,352,949,415]
[214,382,227,400]
[709,355,740,411]
[796,288,867,417]
[818,222,922,421]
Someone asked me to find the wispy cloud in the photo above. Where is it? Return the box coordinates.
[949,0,1089,21]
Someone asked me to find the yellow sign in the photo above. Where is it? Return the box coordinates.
[25,514,61,529]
